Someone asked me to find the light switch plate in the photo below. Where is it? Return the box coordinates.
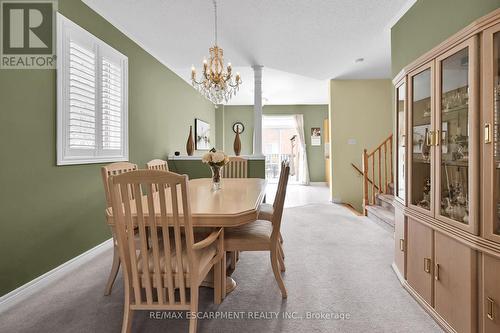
[347,139,357,145]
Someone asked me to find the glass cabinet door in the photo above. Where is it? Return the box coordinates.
[436,38,478,234]
[483,24,500,242]
[409,65,433,214]
[396,82,406,202]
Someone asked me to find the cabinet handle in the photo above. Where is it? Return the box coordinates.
[487,297,495,321]
[424,258,431,273]
[399,239,405,252]
[435,263,440,281]
[426,131,432,146]
[485,123,492,144]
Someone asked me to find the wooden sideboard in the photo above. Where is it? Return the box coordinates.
[392,9,500,333]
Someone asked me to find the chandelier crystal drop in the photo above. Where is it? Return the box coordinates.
[191,0,242,104]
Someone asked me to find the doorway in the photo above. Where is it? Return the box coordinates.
[262,115,305,184]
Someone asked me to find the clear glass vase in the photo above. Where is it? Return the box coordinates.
[211,165,221,191]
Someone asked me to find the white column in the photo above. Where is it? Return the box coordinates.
[252,65,263,156]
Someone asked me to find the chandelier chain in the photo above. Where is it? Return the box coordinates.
[213,0,218,45]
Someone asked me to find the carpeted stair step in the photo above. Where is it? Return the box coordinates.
[376,194,395,213]
[366,205,395,231]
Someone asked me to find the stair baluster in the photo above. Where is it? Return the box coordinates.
[361,134,393,215]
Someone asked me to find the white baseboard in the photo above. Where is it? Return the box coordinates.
[0,238,114,313]
[309,182,328,186]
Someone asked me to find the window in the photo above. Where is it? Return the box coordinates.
[56,14,128,165]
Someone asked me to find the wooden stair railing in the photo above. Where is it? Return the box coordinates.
[350,163,379,192]
[362,134,393,215]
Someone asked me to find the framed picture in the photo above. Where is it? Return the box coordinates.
[413,124,429,154]
[311,127,321,146]
[195,118,210,150]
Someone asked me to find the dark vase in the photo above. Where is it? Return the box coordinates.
[186,126,194,156]
[233,128,241,156]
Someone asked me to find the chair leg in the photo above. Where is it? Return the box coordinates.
[277,244,286,272]
[270,247,287,298]
[189,287,199,333]
[214,258,222,304]
[230,251,237,271]
[221,251,227,299]
[104,244,121,296]
[121,288,133,333]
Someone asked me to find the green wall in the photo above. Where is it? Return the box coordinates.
[330,80,393,211]
[168,159,265,179]
[391,0,500,77]
[219,105,329,182]
[0,0,215,296]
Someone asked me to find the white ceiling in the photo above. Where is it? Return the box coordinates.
[82,0,416,105]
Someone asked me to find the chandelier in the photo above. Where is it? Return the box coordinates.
[191,0,242,104]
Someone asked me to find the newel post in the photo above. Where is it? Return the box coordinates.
[362,149,369,216]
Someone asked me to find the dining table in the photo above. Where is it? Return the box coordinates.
[105,177,268,296]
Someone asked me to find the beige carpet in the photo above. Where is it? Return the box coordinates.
[0,204,442,332]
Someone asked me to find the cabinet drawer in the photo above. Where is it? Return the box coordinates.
[434,232,477,333]
[406,218,433,305]
[483,254,500,332]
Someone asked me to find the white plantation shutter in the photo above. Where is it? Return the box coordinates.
[101,58,122,150]
[69,42,96,150]
[57,14,128,165]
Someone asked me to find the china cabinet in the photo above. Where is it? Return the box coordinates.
[395,80,407,203]
[482,23,500,244]
[482,255,500,332]
[393,209,406,278]
[408,63,435,216]
[435,38,479,234]
[392,8,500,333]
[406,219,433,306]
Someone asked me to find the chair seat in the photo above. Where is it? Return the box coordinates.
[138,233,217,275]
[224,220,273,251]
[258,203,274,221]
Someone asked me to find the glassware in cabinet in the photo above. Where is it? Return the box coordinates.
[409,66,433,213]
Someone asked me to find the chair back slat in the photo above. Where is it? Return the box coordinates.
[109,170,196,307]
[222,156,248,178]
[132,183,154,304]
[158,183,176,304]
[102,162,138,207]
[117,181,142,304]
[146,183,165,303]
[170,183,187,304]
[271,162,290,242]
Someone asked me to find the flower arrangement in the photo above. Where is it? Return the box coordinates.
[202,148,229,190]
[201,148,229,167]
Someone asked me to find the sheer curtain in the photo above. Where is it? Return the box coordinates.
[292,114,310,185]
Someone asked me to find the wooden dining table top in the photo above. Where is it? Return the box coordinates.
[106,178,267,227]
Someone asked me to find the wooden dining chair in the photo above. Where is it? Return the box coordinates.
[222,156,248,178]
[223,162,290,298]
[146,159,169,193]
[221,156,248,270]
[146,159,169,171]
[258,161,287,270]
[109,170,224,333]
[101,162,138,296]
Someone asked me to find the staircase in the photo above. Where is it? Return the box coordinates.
[358,134,396,230]
[366,191,395,231]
